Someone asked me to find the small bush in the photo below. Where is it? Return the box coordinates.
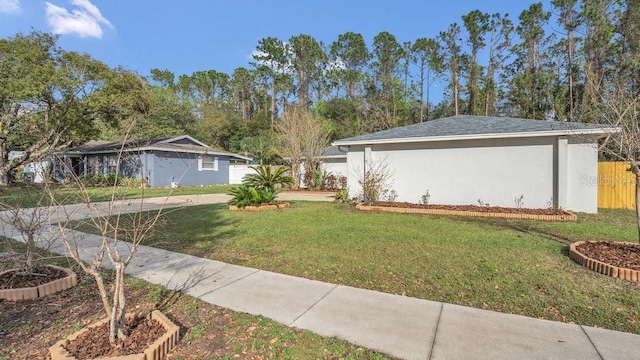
[79,174,142,188]
[338,176,347,190]
[334,189,349,204]
[358,166,391,205]
[228,185,277,208]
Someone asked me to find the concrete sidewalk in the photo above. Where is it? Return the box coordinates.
[3,193,640,359]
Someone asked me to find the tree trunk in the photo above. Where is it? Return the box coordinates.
[270,79,276,130]
[90,269,112,319]
[25,233,35,273]
[0,138,9,186]
[636,172,640,243]
[109,262,127,343]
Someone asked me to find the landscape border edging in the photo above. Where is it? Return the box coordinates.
[569,241,640,282]
[356,204,577,222]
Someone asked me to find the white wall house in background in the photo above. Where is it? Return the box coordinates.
[297,146,348,188]
[333,115,619,214]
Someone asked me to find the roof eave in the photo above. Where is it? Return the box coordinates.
[332,127,621,146]
[64,146,252,160]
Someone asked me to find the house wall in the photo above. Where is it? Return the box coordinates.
[567,139,599,213]
[150,151,230,187]
[296,158,348,188]
[321,158,348,178]
[346,136,598,213]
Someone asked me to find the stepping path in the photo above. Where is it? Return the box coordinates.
[2,191,640,359]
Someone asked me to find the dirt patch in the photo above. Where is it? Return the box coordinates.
[373,202,565,215]
[575,242,640,271]
[0,263,389,359]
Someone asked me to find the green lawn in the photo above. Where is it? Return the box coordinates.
[0,184,233,208]
[74,202,640,334]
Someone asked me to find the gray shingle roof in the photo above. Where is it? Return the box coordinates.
[334,115,617,144]
[321,145,347,157]
[66,135,251,160]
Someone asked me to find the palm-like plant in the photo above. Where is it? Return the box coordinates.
[227,185,278,207]
[242,165,294,191]
[228,166,292,208]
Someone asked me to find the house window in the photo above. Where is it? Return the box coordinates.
[106,155,118,175]
[198,155,218,171]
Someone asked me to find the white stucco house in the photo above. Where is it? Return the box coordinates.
[318,146,348,178]
[333,115,619,213]
[295,146,348,188]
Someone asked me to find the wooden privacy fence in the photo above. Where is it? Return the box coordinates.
[598,162,636,209]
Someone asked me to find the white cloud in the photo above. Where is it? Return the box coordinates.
[0,0,21,14]
[45,0,113,38]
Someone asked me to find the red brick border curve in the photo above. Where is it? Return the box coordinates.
[0,264,78,301]
[569,241,640,282]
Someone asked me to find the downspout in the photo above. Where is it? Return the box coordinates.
[554,136,568,210]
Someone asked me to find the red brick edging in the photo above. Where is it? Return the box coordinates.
[49,310,180,360]
[356,204,577,222]
[0,264,78,301]
[229,202,291,211]
[569,241,640,282]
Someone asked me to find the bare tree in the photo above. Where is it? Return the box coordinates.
[276,106,330,188]
[598,91,640,240]
[354,157,393,205]
[0,186,57,274]
[45,146,176,343]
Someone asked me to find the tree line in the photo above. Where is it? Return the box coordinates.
[1,0,638,183]
[144,0,639,152]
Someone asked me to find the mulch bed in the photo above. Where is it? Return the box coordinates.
[0,265,68,289]
[281,189,338,193]
[373,202,566,215]
[63,317,166,358]
[575,242,640,271]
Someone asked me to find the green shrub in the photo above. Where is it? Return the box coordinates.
[228,185,277,208]
[229,165,293,208]
[119,177,143,188]
[80,174,142,188]
[334,189,349,203]
[243,165,293,191]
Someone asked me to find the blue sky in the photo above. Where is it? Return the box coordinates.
[1,0,554,79]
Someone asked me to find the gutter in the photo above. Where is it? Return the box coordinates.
[332,127,621,146]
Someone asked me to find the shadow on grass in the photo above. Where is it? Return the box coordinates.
[147,204,242,259]
[451,216,574,244]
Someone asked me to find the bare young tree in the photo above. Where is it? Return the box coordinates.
[355,157,393,205]
[598,92,640,241]
[0,186,57,274]
[46,146,175,343]
[276,106,330,188]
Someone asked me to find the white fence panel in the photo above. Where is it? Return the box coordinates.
[229,164,256,184]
